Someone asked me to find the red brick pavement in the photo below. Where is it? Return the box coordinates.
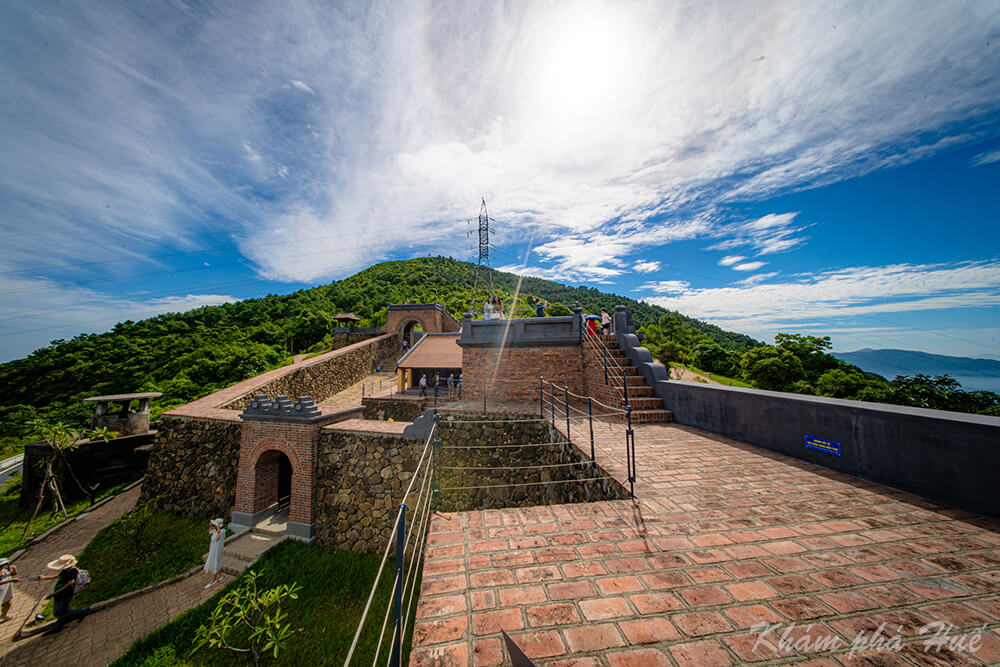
[408,420,1000,666]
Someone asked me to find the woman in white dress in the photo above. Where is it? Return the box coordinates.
[204,518,225,588]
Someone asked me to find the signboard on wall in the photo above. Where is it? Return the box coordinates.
[804,434,842,456]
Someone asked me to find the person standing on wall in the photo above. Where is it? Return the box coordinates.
[37,554,88,632]
[535,298,546,317]
[601,308,612,335]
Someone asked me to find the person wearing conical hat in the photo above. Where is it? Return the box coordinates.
[37,554,88,632]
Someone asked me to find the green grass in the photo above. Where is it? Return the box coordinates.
[111,540,415,666]
[671,362,753,388]
[73,511,207,606]
[0,476,130,558]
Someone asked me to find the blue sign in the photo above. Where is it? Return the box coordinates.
[804,435,842,456]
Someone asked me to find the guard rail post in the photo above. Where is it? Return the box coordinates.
[390,504,406,667]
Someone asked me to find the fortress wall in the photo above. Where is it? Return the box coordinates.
[659,380,1000,517]
[312,414,625,554]
[140,416,242,517]
[220,333,399,410]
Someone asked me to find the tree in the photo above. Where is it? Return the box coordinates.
[775,333,839,377]
[191,569,302,665]
[692,340,734,376]
[740,347,805,391]
[816,368,866,398]
[21,419,112,539]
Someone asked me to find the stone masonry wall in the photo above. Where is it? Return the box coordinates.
[140,416,242,517]
[361,396,432,422]
[221,333,400,410]
[314,428,424,553]
[461,345,585,403]
[312,413,626,554]
[435,414,627,512]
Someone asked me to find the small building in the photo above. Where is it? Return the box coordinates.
[396,332,462,393]
[83,391,162,435]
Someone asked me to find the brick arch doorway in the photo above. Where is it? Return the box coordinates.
[251,449,296,521]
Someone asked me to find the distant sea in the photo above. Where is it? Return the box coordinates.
[951,375,1000,394]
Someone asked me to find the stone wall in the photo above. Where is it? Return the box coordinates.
[311,413,626,554]
[361,396,432,422]
[314,427,424,553]
[220,333,399,410]
[140,416,242,517]
[435,414,627,512]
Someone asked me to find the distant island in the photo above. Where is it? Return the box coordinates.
[832,348,1000,393]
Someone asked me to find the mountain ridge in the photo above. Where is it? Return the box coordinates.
[832,348,1000,379]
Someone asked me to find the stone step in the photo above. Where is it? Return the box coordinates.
[629,409,674,423]
[221,554,249,577]
[225,530,288,562]
[625,397,665,410]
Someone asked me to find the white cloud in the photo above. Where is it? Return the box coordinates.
[2,1,998,284]
[736,271,779,286]
[642,261,1000,345]
[633,260,661,273]
[718,255,746,266]
[0,273,237,361]
[289,79,316,95]
[708,213,809,257]
[970,148,1000,167]
[638,280,690,294]
[732,261,767,272]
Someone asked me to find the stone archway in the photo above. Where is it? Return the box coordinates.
[385,303,461,343]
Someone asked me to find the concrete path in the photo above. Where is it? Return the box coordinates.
[0,485,233,667]
[409,420,1000,666]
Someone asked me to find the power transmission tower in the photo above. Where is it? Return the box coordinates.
[469,197,495,312]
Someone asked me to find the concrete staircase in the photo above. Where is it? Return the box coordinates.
[217,513,289,576]
[592,335,674,424]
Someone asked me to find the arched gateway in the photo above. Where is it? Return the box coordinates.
[384,303,461,343]
[231,396,325,541]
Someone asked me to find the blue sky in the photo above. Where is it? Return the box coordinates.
[1,1,999,366]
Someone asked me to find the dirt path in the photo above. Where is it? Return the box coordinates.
[668,365,720,384]
[0,486,231,667]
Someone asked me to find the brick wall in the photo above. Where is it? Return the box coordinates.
[236,419,317,525]
[461,345,585,403]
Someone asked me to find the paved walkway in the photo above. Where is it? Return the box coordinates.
[409,420,1000,666]
[0,486,232,667]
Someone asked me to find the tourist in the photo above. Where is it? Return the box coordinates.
[0,557,20,622]
[601,308,612,335]
[204,518,225,588]
[447,373,455,397]
[419,374,427,397]
[483,298,493,320]
[495,295,505,319]
[37,554,88,632]
[402,339,409,352]
[534,298,546,317]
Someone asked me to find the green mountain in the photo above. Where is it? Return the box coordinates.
[0,256,761,455]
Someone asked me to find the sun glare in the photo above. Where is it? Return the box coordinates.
[524,3,643,153]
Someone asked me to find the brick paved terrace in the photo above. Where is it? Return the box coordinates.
[409,419,1000,666]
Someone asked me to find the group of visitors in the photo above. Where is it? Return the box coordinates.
[483,294,505,320]
[0,552,90,633]
[418,373,460,398]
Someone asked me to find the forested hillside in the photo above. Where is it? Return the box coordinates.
[0,256,756,455]
[2,255,994,458]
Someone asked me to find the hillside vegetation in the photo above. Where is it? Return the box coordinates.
[1,256,995,457]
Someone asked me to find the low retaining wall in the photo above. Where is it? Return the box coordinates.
[361,396,432,422]
[658,381,1000,516]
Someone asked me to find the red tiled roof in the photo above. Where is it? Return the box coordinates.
[398,333,462,370]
